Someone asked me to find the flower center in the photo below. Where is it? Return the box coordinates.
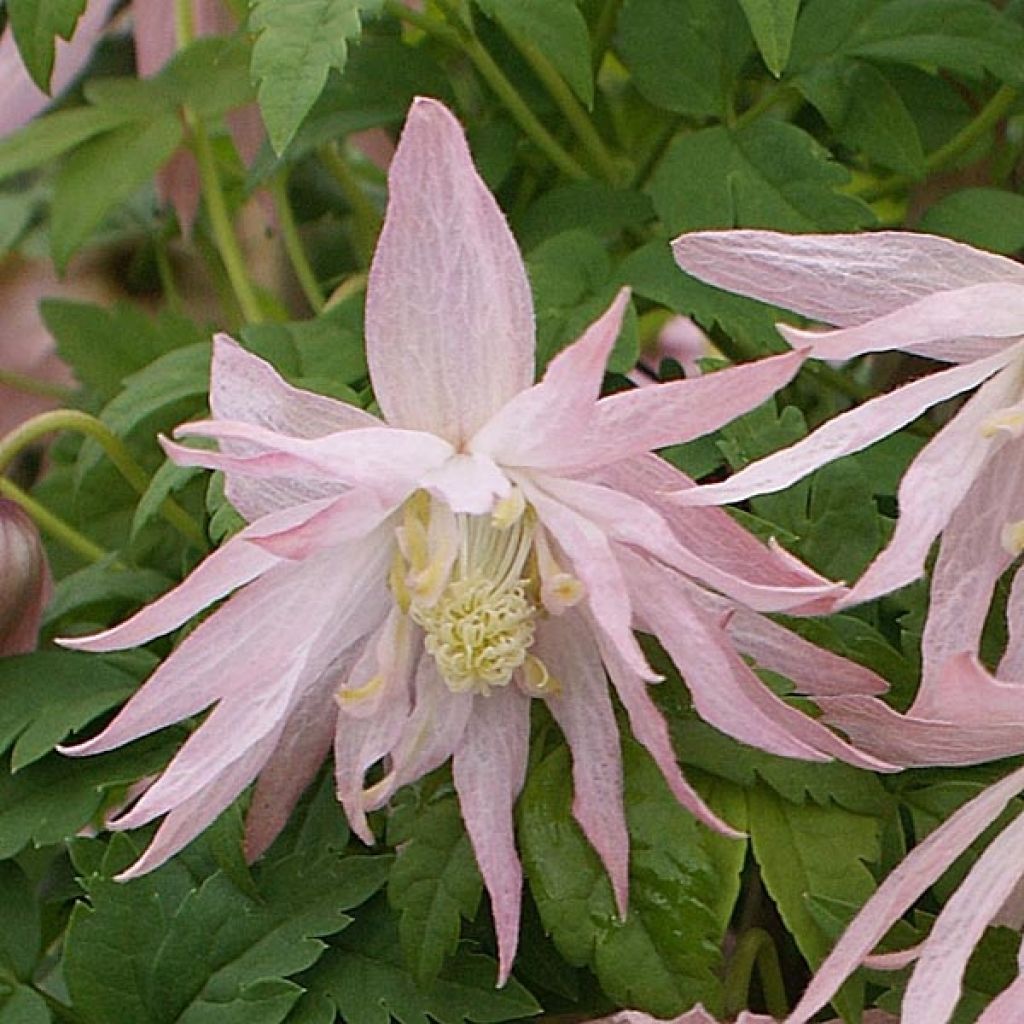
[393,489,582,696]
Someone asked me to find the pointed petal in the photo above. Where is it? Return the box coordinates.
[671,230,1024,328]
[470,289,631,465]
[845,362,1022,606]
[999,568,1024,678]
[920,440,1024,681]
[779,284,1024,363]
[820,653,1024,766]
[539,349,807,473]
[535,614,629,916]
[518,479,655,681]
[418,452,510,515]
[625,552,856,764]
[596,626,742,838]
[366,97,534,445]
[673,346,1018,511]
[787,763,1024,1024]
[902,808,1024,1024]
[453,686,530,985]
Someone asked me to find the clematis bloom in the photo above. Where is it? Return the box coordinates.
[61,100,889,980]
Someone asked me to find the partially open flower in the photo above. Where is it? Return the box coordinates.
[0,500,50,655]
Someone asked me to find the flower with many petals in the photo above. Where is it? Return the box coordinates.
[62,100,889,980]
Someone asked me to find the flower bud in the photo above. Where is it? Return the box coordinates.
[0,500,50,654]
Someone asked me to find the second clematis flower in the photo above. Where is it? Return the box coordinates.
[60,98,889,981]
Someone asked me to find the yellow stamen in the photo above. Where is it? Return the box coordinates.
[337,674,385,705]
[1002,520,1024,556]
[521,654,561,697]
[492,486,526,530]
[982,408,1024,439]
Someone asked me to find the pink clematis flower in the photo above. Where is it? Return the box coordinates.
[61,99,889,980]
[589,1006,896,1024]
[0,500,51,655]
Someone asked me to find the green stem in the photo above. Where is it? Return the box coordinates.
[0,369,75,402]
[383,0,588,180]
[153,236,182,313]
[269,172,325,312]
[591,0,623,69]
[858,84,1018,202]
[0,478,109,564]
[734,84,798,130]
[190,111,265,323]
[319,143,382,269]
[0,410,207,550]
[174,0,196,47]
[503,27,621,182]
[723,928,788,1019]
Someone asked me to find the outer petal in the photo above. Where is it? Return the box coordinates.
[452,685,531,985]
[779,284,1024,363]
[535,614,629,916]
[672,230,1024,329]
[920,439,1024,681]
[844,361,1022,606]
[901,809,1024,1024]
[366,97,534,445]
[469,289,630,466]
[999,568,1024,678]
[786,763,1024,1024]
[672,345,1018,512]
[541,349,808,474]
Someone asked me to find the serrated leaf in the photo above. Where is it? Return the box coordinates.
[288,897,540,1024]
[748,786,882,1021]
[131,461,207,542]
[0,984,50,1024]
[0,863,40,981]
[648,121,874,234]
[50,114,182,270]
[618,0,752,119]
[0,191,40,256]
[475,0,593,107]
[388,793,482,988]
[249,0,383,153]
[44,559,172,631]
[6,0,85,91]
[517,183,654,249]
[737,0,800,75]
[919,187,1024,255]
[0,651,138,771]
[519,741,730,1017]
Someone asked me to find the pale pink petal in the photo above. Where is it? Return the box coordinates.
[535,614,629,916]
[920,440,1024,681]
[536,473,841,613]
[470,289,630,465]
[672,345,1018,513]
[778,284,1024,363]
[452,685,531,985]
[999,568,1024,678]
[671,230,1024,329]
[62,530,391,757]
[418,452,510,515]
[539,349,808,474]
[133,0,177,77]
[643,314,710,378]
[625,552,887,769]
[0,0,119,136]
[820,653,1024,766]
[365,97,534,445]
[844,361,1022,606]
[596,626,742,838]
[901,808,1024,1024]
[602,455,844,616]
[787,763,1024,1024]
[116,731,281,880]
[156,148,202,236]
[518,479,655,681]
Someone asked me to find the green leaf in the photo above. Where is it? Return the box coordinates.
[474,0,594,107]
[288,897,540,1024]
[0,107,137,182]
[517,183,653,249]
[797,59,925,176]
[0,651,138,772]
[618,0,752,119]
[519,741,731,1017]
[748,786,882,1021]
[50,115,183,271]
[0,863,41,981]
[388,793,482,988]
[919,187,1024,255]
[44,559,172,632]
[131,462,208,542]
[6,0,85,91]
[66,831,391,1024]
[0,984,50,1024]
[737,0,800,75]
[648,121,874,234]
[249,0,383,154]
[0,191,40,256]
